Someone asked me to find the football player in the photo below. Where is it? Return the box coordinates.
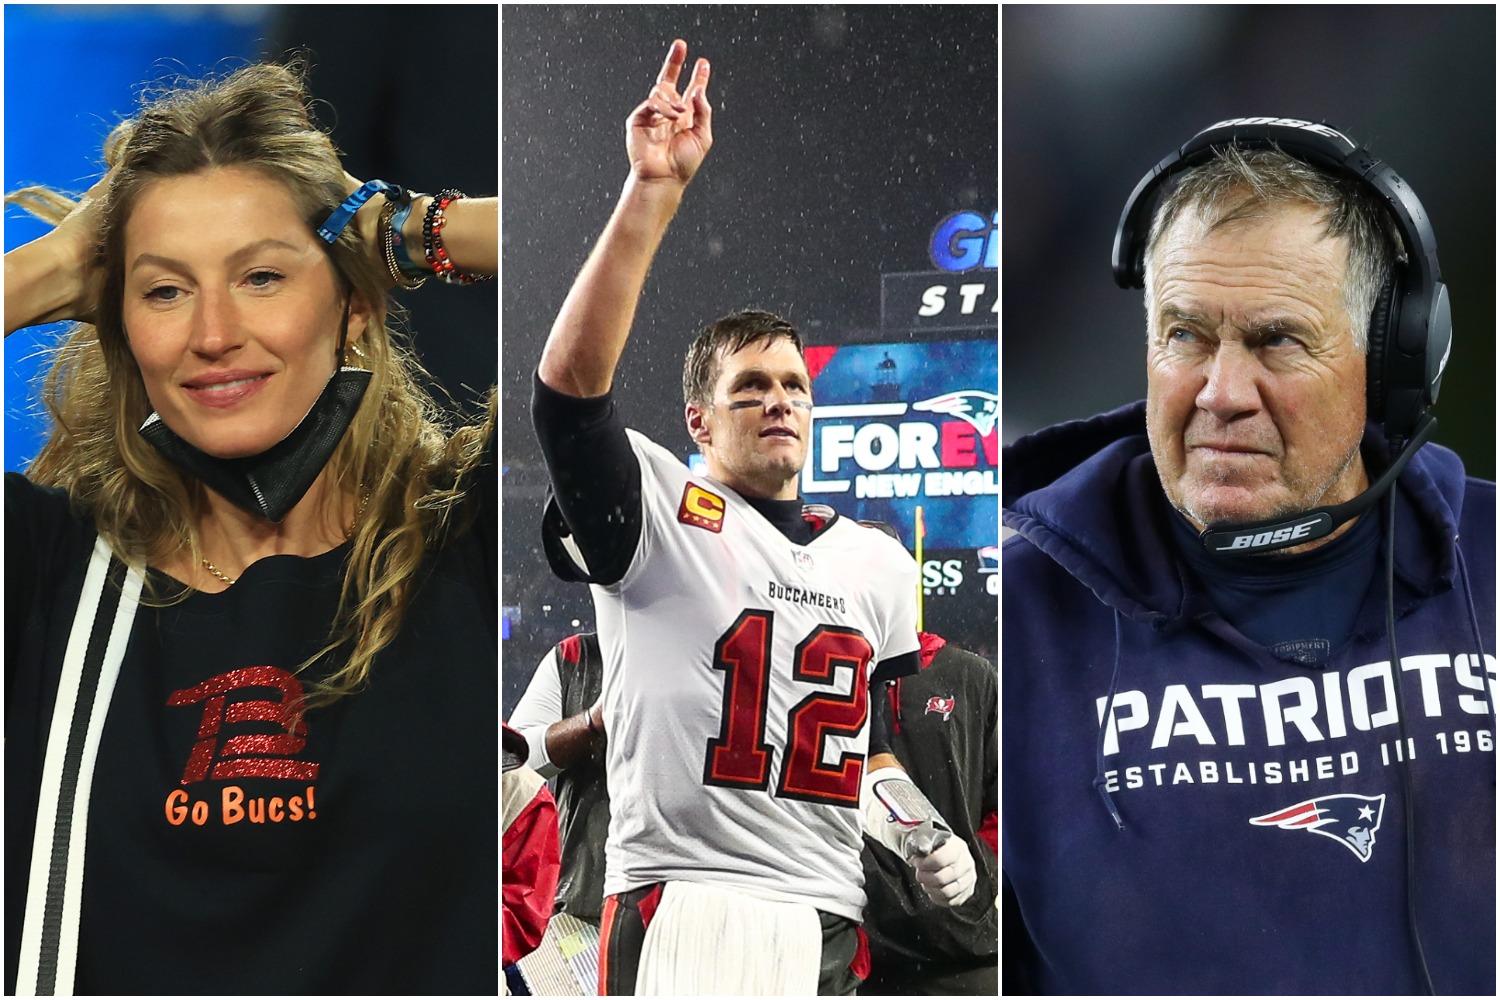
[530,39,977,995]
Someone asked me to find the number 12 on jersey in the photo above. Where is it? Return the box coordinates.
[701,609,873,807]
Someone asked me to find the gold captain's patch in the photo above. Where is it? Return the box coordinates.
[677,484,726,532]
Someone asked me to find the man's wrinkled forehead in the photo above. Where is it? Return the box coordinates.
[1151,197,1350,283]
[1183,188,1343,247]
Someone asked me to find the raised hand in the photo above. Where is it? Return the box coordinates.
[4,172,110,335]
[626,39,713,185]
[537,39,715,397]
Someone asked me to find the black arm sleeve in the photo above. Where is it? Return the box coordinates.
[868,678,895,758]
[870,649,920,684]
[531,372,643,586]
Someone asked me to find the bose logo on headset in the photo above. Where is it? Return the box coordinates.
[1205,117,1351,143]
[1214,519,1322,553]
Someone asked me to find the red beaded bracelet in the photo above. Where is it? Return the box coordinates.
[422,189,491,285]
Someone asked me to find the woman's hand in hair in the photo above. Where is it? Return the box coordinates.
[4,173,109,336]
[340,171,399,289]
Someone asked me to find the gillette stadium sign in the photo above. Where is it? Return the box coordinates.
[880,210,998,333]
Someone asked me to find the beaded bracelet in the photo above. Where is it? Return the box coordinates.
[380,198,427,289]
[422,189,492,285]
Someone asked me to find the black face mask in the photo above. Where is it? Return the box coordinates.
[139,366,372,523]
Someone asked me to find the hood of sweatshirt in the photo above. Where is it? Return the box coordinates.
[1002,400,1467,636]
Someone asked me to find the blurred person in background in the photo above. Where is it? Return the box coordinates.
[860,639,997,994]
[505,633,610,995]
[508,632,612,931]
[503,725,562,977]
[857,520,998,995]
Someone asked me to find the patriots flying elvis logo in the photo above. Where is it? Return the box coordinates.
[1249,793,1386,862]
[912,391,999,437]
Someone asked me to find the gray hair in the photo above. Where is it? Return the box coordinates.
[1142,145,1400,353]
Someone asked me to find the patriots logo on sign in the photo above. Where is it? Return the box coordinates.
[1249,793,1386,862]
[925,695,956,721]
[912,390,999,437]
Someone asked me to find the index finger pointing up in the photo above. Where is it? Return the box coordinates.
[657,39,688,88]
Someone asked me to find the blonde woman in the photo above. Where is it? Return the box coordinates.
[4,63,498,993]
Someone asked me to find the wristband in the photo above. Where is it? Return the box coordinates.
[317,179,391,244]
[388,199,426,279]
[380,188,428,289]
[861,765,952,859]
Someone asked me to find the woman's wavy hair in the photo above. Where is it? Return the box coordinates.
[7,61,492,707]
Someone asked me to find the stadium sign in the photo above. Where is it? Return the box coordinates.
[930,211,998,272]
[802,341,997,551]
[879,210,998,332]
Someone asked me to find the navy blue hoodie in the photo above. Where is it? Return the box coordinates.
[1002,402,1495,995]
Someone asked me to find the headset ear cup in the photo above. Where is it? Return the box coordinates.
[1364,273,1397,425]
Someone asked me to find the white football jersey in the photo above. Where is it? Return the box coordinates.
[584,432,920,922]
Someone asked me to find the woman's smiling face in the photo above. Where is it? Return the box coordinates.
[121,165,368,459]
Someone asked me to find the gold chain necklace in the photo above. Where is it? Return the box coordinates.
[200,491,369,590]
[201,557,237,587]
[348,489,370,539]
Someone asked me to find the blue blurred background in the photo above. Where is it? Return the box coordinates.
[4,4,498,471]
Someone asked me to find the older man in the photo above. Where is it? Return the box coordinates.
[1002,119,1494,995]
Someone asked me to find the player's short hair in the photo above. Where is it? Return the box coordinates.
[1143,144,1399,353]
[682,309,806,406]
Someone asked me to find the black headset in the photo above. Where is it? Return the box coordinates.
[1112,116,1451,447]
[1114,119,1456,993]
